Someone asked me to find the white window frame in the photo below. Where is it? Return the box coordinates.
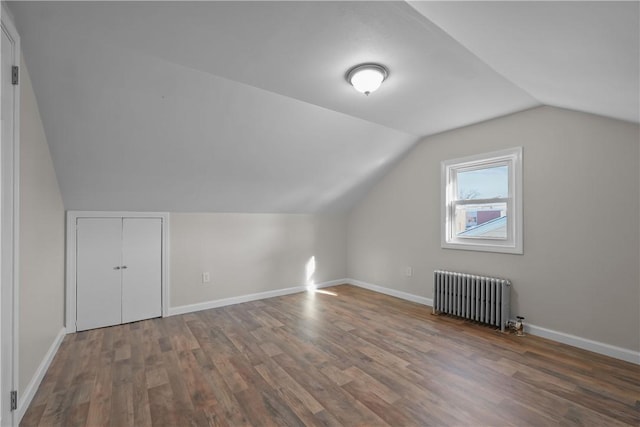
[441,147,523,254]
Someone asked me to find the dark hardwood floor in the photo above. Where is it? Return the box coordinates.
[21,284,640,426]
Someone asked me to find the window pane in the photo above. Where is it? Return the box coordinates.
[457,165,508,200]
[454,202,507,239]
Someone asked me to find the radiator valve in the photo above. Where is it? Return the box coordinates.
[507,316,525,336]
[515,316,525,336]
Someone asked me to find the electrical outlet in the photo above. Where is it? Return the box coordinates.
[405,267,413,277]
[202,272,210,283]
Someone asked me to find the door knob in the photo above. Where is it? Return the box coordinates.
[113,266,121,270]
[121,265,128,269]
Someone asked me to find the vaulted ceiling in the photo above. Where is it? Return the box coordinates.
[8,1,639,213]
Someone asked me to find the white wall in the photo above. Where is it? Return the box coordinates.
[348,106,640,352]
[170,213,347,308]
[19,58,65,392]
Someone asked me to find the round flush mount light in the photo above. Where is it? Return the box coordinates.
[346,63,388,96]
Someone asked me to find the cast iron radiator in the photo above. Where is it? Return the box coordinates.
[433,270,511,332]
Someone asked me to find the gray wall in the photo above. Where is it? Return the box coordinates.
[170,213,347,308]
[19,58,65,392]
[348,106,640,352]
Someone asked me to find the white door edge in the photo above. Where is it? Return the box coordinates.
[1,5,20,425]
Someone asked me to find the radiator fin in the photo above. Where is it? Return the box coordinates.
[433,270,510,332]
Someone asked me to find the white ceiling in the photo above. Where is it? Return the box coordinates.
[409,1,640,123]
[8,1,639,213]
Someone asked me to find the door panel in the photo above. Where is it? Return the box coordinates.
[121,218,162,323]
[76,218,123,331]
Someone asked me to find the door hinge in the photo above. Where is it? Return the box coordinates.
[10,390,17,411]
[11,66,18,85]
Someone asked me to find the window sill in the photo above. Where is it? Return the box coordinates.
[441,240,523,255]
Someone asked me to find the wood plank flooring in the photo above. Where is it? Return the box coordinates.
[21,284,640,426]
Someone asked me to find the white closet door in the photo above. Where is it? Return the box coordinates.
[121,218,162,323]
[76,218,123,331]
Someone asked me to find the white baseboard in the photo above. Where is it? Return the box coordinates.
[526,323,640,365]
[168,279,346,316]
[171,277,639,365]
[16,326,66,423]
[346,278,433,306]
[17,279,635,427]
[344,278,639,365]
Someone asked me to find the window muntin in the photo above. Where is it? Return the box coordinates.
[441,148,522,254]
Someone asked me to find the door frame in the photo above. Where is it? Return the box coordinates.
[66,211,170,333]
[1,5,20,425]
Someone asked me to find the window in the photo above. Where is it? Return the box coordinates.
[441,147,523,254]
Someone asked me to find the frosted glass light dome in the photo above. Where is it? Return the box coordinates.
[347,64,388,96]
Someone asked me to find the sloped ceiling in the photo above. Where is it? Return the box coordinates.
[8,1,639,213]
[408,1,640,123]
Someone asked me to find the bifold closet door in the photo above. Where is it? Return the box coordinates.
[76,218,123,331]
[122,218,162,323]
[76,217,162,331]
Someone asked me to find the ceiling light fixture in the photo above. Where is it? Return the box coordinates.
[347,63,388,96]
